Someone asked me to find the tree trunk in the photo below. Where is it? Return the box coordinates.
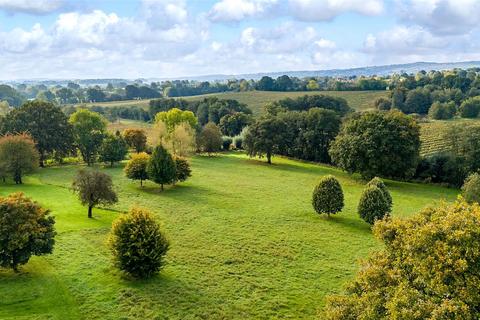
[267,151,272,164]
[161,184,164,191]
[88,206,93,218]
[140,179,143,187]
[39,153,45,168]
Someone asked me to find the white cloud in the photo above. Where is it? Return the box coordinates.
[0,0,64,14]
[288,0,383,21]
[396,0,480,35]
[208,0,278,22]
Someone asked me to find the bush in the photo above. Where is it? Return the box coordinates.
[428,101,456,120]
[459,96,480,118]
[462,173,480,204]
[0,193,56,271]
[124,152,150,186]
[222,137,232,151]
[325,199,480,319]
[312,175,344,216]
[358,185,391,224]
[109,207,169,279]
[174,157,191,183]
[366,177,392,210]
[233,136,243,149]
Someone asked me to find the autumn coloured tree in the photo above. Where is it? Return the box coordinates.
[0,133,39,184]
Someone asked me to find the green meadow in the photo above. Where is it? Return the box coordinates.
[0,153,458,319]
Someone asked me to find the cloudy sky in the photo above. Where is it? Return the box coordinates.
[0,0,479,79]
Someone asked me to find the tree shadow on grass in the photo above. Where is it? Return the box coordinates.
[135,184,222,204]
[318,213,372,236]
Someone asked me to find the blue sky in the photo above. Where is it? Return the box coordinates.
[0,0,478,79]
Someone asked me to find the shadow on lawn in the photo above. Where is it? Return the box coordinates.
[319,214,372,235]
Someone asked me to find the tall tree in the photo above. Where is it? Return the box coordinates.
[147,145,176,191]
[0,133,39,184]
[198,122,223,154]
[244,116,287,164]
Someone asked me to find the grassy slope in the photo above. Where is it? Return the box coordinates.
[81,90,388,115]
[0,153,457,319]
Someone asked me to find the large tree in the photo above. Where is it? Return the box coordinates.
[1,100,74,166]
[99,133,128,167]
[198,122,223,154]
[219,112,251,136]
[0,133,39,184]
[329,110,420,179]
[69,109,107,166]
[123,128,147,153]
[244,116,287,164]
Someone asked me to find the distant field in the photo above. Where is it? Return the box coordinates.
[107,119,158,145]
[80,90,388,116]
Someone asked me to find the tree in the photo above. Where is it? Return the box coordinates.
[219,112,251,136]
[99,133,128,167]
[256,76,275,91]
[329,110,420,179]
[402,88,431,114]
[72,169,118,218]
[0,193,55,272]
[69,109,107,166]
[462,173,480,204]
[174,157,191,183]
[123,128,147,153]
[374,97,391,111]
[1,100,74,166]
[358,185,391,225]
[244,116,286,164]
[109,207,169,279]
[312,175,344,217]
[366,177,392,210]
[147,145,176,191]
[154,108,197,132]
[198,122,223,155]
[155,108,197,156]
[459,96,480,118]
[428,101,456,120]
[124,152,150,187]
[0,133,39,184]
[306,79,320,91]
[325,199,480,319]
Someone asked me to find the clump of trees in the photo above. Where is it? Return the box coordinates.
[0,133,39,184]
[459,96,480,118]
[312,175,344,217]
[428,101,456,120]
[154,108,197,156]
[329,110,420,179]
[325,199,480,319]
[109,207,169,279]
[273,94,351,116]
[0,193,55,271]
[72,169,118,218]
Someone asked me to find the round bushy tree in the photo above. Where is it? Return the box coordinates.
[428,101,456,120]
[198,122,223,154]
[0,193,56,271]
[459,97,480,118]
[123,128,147,153]
[109,207,169,279]
[366,177,392,210]
[124,152,150,186]
[358,185,391,225]
[312,175,344,216]
[0,133,39,184]
[99,133,128,167]
[462,173,480,204]
[174,157,191,183]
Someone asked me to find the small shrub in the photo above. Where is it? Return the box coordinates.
[0,193,56,271]
[174,157,191,183]
[222,137,232,151]
[109,207,169,279]
[312,175,344,216]
[462,173,480,204]
[366,177,392,210]
[358,185,391,225]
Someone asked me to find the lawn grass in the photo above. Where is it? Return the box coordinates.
[0,153,458,319]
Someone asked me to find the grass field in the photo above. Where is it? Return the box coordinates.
[0,153,458,319]
[81,90,388,116]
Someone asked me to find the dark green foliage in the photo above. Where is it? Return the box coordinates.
[198,123,223,154]
[329,110,420,179]
[72,169,118,218]
[147,145,176,190]
[191,98,252,126]
[0,133,39,184]
[374,97,391,111]
[222,137,232,151]
[234,136,243,149]
[219,112,251,136]
[428,101,456,119]
[447,125,480,172]
[244,116,286,164]
[276,94,352,116]
[366,177,392,210]
[414,153,468,187]
[462,173,480,204]
[0,100,74,166]
[174,157,191,183]
[99,133,128,167]
[358,185,391,225]
[402,88,431,114]
[459,97,480,118]
[312,175,344,216]
[0,84,24,107]
[0,192,55,271]
[109,207,169,279]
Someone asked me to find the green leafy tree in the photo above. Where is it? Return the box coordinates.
[312,175,344,216]
[0,133,39,184]
[109,207,169,279]
[219,112,251,136]
[99,133,128,167]
[244,116,286,164]
[459,96,480,118]
[462,173,480,204]
[123,128,147,153]
[358,185,391,225]
[326,199,480,319]
[124,152,150,187]
[1,100,74,166]
[366,177,392,210]
[154,108,197,132]
[329,110,420,179]
[0,192,55,272]
[198,122,223,154]
[428,101,456,120]
[147,145,176,191]
[72,169,118,218]
[69,109,107,166]
[174,157,191,183]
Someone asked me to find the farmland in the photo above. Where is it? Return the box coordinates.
[0,153,458,319]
